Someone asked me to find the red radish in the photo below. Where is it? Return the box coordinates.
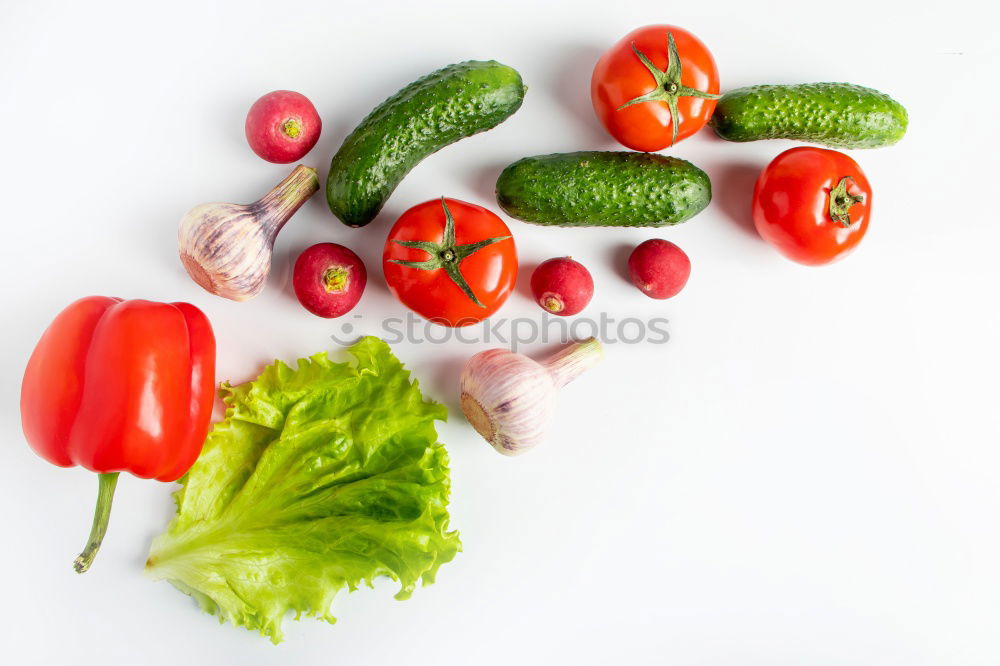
[530,257,594,316]
[627,239,691,299]
[293,243,366,318]
[245,90,322,164]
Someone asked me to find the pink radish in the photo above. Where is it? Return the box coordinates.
[530,257,593,316]
[292,243,366,318]
[245,90,322,164]
[627,239,690,299]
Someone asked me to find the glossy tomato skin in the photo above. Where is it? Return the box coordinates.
[592,24,720,151]
[752,147,872,266]
[383,198,517,327]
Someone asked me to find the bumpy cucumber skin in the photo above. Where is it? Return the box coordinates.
[495,152,711,228]
[326,61,525,227]
[710,83,908,149]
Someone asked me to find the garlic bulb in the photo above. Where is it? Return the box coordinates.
[178,165,319,301]
[459,337,603,455]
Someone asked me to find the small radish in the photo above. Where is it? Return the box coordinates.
[293,243,366,318]
[530,257,593,316]
[245,90,322,164]
[627,239,691,299]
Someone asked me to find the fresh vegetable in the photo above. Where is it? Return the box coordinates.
[530,257,594,316]
[460,338,603,456]
[20,296,215,573]
[179,164,319,301]
[327,60,525,227]
[710,83,908,149]
[627,239,691,299]
[245,90,322,163]
[293,242,367,318]
[591,25,720,151]
[145,337,460,643]
[496,151,711,227]
[752,146,871,265]
[383,197,517,327]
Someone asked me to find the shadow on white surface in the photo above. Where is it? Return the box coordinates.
[469,159,510,205]
[544,44,610,146]
[607,241,635,286]
[708,160,764,239]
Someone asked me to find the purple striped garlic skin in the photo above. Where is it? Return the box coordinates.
[459,337,603,455]
[178,165,318,302]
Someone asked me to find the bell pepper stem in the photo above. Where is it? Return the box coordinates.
[73,472,120,574]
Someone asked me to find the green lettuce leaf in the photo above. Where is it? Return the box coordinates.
[145,336,460,643]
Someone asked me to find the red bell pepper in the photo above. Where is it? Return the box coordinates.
[20,296,216,572]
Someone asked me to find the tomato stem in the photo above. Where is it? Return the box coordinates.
[828,176,866,227]
[389,198,511,308]
[616,32,720,146]
[73,472,120,574]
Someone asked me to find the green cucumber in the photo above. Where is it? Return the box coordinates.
[495,152,711,228]
[327,60,525,227]
[709,82,908,149]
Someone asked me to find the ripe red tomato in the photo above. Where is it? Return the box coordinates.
[383,198,517,327]
[591,24,720,151]
[752,147,872,266]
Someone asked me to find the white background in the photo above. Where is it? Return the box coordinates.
[1,1,998,664]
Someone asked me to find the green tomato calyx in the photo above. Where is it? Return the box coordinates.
[616,31,720,146]
[390,198,511,308]
[829,177,866,227]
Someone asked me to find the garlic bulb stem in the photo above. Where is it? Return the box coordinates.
[542,336,604,388]
[459,337,603,456]
[254,165,320,238]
